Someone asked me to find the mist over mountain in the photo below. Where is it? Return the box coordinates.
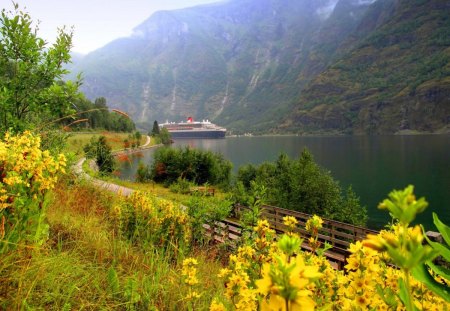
[70,0,450,134]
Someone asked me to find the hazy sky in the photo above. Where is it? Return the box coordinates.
[10,0,221,54]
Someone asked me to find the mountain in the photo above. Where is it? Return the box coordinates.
[280,0,450,134]
[69,0,449,134]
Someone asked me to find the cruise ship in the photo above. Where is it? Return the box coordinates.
[159,117,226,139]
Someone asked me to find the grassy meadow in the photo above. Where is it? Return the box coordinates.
[66,132,149,158]
[1,178,226,310]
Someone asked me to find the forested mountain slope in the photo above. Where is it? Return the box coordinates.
[70,0,449,134]
[280,0,450,134]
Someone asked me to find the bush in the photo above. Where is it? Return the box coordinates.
[0,131,66,253]
[150,147,232,188]
[136,162,152,182]
[83,136,115,174]
[169,178,194,194]
[234,149,367,226]
[186,194,232,245]
[111,191,190,257]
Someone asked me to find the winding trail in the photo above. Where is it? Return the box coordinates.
[73,157,135,196]
[73,135,155,197]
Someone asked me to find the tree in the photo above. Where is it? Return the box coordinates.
[159,128,172,145]
[235,149,367,226]
[150,147,232,187]
[134,131,142,146]
[0,3,79,132]
[151,120,160,136]
[83,136,115,174]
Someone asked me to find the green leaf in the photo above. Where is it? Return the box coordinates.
[107,267,120,296]
[433,213,450,246]
[423,227,450,262]
[412,264,450,303]
[427,261,450,280]
[427,240,450,262]
[376,284,398,307]
[398,278,417,310]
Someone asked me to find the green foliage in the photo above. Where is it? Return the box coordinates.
[136,162,152,183]
[150,146,232,188]
[0,3,80,132]
[126,131,143,149]
[239,181,267,230]
[83,136,115,174]
[0,132,66,254]
[169,178,195,194]
[412,213,450,302]
[158,128,172,145]
[186,194,232,245]
[234,149,367,226]
[70,96,135,132]
[40,129,71,156]
[378,185,428,225]
[107,267,120,298]
[151,120,160,136]
[112,192,190,257]
[1,179,226,310]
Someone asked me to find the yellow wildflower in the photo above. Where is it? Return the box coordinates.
[283,215,298,228]
[209,299,226,311]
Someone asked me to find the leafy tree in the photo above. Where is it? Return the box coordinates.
[134,131,142,146]
[150,147,232,188]
[158,128,172,145]
[83,136,115,174]
[0,3,79,132]
[67,96,135,132]
[236,164,257,189]
[235,149,367,226]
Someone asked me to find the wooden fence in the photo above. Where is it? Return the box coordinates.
[206,204,379,269]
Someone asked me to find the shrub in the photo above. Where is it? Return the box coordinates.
[169,178,194,194]
[83,135,115,174]
[234,149,367,226]
[186,194,232,245]
[0,131,66,253]
[111,191,190,256]
[150,147,232,188]
[136,162,152,183]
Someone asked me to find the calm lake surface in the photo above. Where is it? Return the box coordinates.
[119,135,450,230]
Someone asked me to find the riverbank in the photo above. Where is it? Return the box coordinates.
[73,134,164,197]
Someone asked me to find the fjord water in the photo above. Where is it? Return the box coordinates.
[119,135,449,230]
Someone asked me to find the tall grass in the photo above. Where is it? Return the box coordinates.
[0,178,225,310]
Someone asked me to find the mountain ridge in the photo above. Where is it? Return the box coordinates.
[70,0,450,134]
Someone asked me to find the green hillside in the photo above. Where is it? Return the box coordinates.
[281,0,450,134]
[70,0,449,134]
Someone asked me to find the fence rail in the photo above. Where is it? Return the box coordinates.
[205,204,380,269]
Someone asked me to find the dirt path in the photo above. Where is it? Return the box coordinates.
[73,157,135,196]
[72,135,154,197]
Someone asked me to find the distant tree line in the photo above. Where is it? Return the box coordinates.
[70,97,135,132]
